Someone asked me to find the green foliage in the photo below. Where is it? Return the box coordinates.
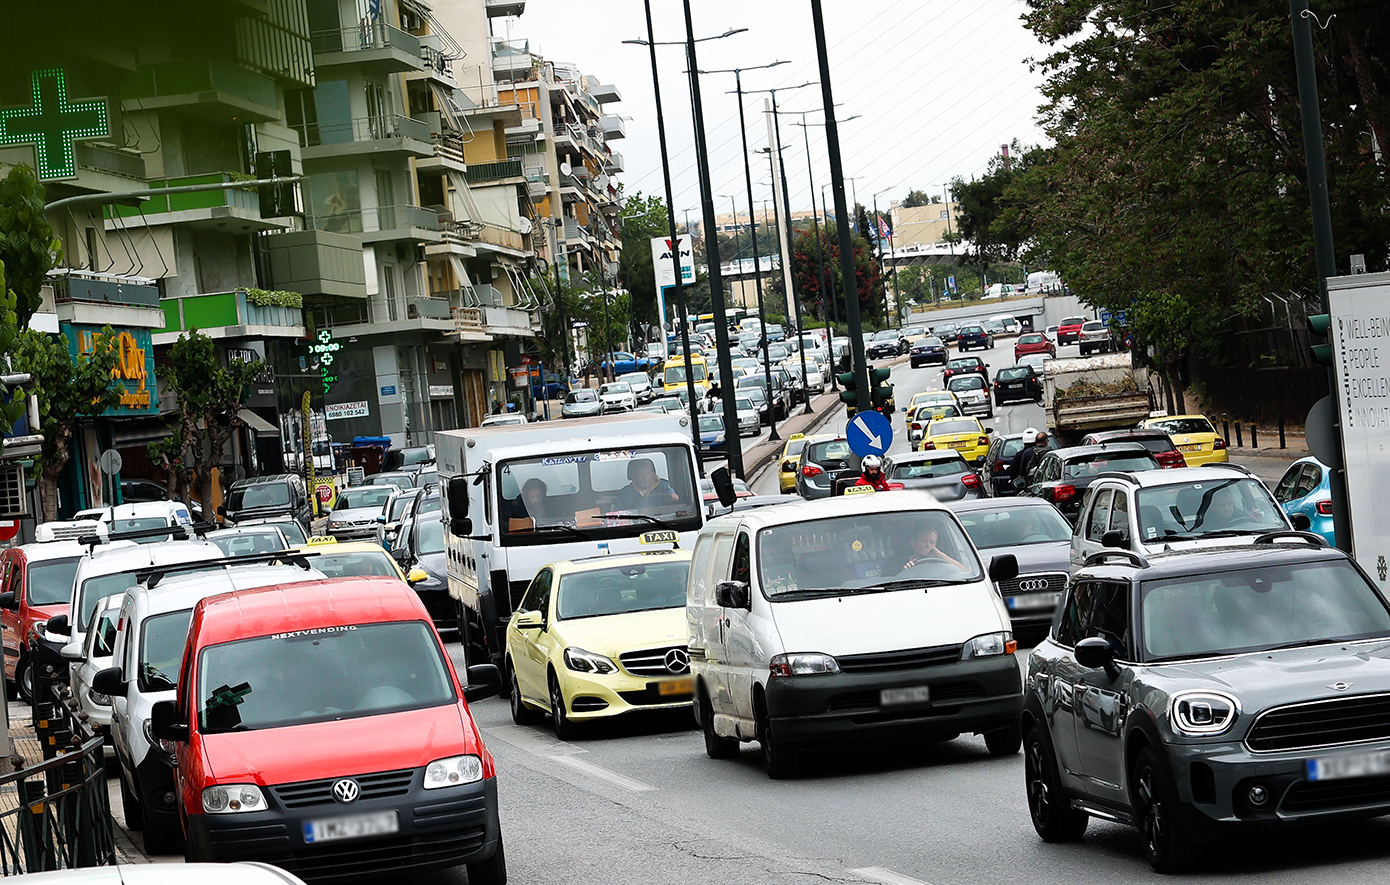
[0,265,20,434]
[240,287,303,308]
[789,224,884,324]
[616,192,671,330]
[950,141,1045,269]
[899,188,935,208]
[0,166,60,328]
[537,270,632,376]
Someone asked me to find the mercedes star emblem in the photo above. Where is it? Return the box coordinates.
[332,778,361,803]
[1327,681,1354,692]
[664,648,690,674]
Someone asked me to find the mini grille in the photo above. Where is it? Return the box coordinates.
[837,644,961,673]
[1246,693,1390,753]
[271,768,415,809]
[1282,777,1390,813]
[620,646,688,677]
[998,573,1067,596]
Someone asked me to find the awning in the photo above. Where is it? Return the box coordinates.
[238,409,279,437]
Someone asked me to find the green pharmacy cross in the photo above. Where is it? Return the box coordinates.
[0,68,110,181]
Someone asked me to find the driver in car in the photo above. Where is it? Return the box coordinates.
[612,458,680,514]
[1201,487,1266,531]
[897,525,967,573]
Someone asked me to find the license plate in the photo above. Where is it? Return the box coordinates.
[950,441,970,449]
[1178,444,1203,452]
[1004,384,1022,390]
[657,677,694,696]
[1006,592,1061,611]
[1307,749,1390,781]
[304,811,399,844]
[881,685,931,707]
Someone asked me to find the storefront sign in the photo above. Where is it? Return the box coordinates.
[324,401,370,421]
[308,329,340,395]
[69,325,159,416]
[429,385,454,398]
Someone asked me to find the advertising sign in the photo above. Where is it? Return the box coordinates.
[324,400,370,421]
[66,325,160,416]
[652,235,696,361]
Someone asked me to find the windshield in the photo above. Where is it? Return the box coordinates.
[140,610,192,692]
[208,529,285,557]
[566,390,597,403]
[112,517,171,539]
[903,327,925,337]
[928,419,980,436]
[664,364,707,384]
[1062,452,1157,478]
[619,373,648,387]
[306,549,399,578]
[198,621,455,733]
[28,557,81,606]
[369,474,413,490]
[891,459,967,480]
[267,521,308,546]
[229,484,291,510]
[1135,478,1286,541]
[758,511,983,598]
[417,520,445,555]
[600,383,631,395]
[556,560,690,620]
[337,487,393,510]
[498,444,701,545]
[948,359,980,370]
[77,573,138,632]
[1019,333,1045,344]
[948,376,985,391]
[699,416,724,433]
[1140,560,1390,662]
[874,331,899,340]
[1148,417,1214,435]
[957,505,1073,548]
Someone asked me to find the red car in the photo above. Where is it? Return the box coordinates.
[1013,332,1056,362]
[0,541,86,702]
[154,576,507,882]
[1057,315,1088,346]
[942,356,989,385]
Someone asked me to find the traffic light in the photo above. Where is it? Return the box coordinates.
[1308,313,1333,366]
[870,367,894,412]
[837,371,859,408]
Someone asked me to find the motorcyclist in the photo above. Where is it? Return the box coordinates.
[854,455,893,492]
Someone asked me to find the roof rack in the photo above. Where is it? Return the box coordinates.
[1252,530,1328,548]
[136,549,321,589]
[1083,549,1150,569]
[78,521,217,550]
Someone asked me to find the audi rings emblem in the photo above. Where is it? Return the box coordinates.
[332,779,361,803]
[664,648,690,674]
[1016,579,1051,592]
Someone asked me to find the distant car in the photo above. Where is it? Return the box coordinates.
[957,324,994,351]
[1014,332,1056,362]
[987,315,1021,335]
[711,396,760,438]
[367,471,416,491]
[866,329,907,359]
[947,497,1072,635]
[933,322,960,344]
[1020,442,1160,523]
[599,381,637,412]
[777,434,809,494]
[561,388,603,419]
[597,351,650,375]
[883,450,982,501]
[946,374,992,418]
[1078,320,1115,356]
[1056,315,1088,345]
[699,476,753,504]
[1043,324,1059,343]
[910,336,949,367]
[982,319,1007,338]
[326,485,396,541]
[1137,414,1228,466]
[942,356,990,385]
[619,371,655,404]
[119,478,204,521]
[1079,429,1187,468]
[1017,352,1050,374]
[980,432,1059,497]
[205,525,289,557]
[795,436,859,500]
[481,413,527,427]
[382,445,435,474]
[698,415,728,458]
[993,365,1043,405]
[1272,456,1334,545]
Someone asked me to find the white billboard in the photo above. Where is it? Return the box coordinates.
[651,235,696,361]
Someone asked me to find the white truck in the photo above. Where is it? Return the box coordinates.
[1042,352,1154,445]
[437,413,705,668]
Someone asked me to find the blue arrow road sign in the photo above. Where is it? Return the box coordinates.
[847,409,893,458]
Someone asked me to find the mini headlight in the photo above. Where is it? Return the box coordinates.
[961,632,1017,659]
[202,783,266,814]
[769,653,840,677]
[1170,690,1239,736]
[90,690,112,706]
[563,647,618,675]
[424,754,484,789]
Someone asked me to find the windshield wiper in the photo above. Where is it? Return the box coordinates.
[861,578,967,591]
[531,523,596,540]
[769,587,850,601]
[1158,529,1258,540]
[607,512,685,532]
[1262,638,1340,652]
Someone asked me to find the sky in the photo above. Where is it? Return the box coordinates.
[495,0,1054,219]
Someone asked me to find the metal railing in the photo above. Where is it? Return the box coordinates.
[304,204,441,236]
[294,114,432,148]
[465,158,524,185]
[418,45,456,82]
[311,22,422,59]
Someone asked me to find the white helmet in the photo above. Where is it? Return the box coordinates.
[1023,426,1037,440]
[862,455,883,471]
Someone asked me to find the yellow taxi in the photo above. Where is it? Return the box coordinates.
[1138,413,1229,466]
[920,416,992,464]
[505,550,693,739]
[282,540,424,585]
[777,433,808,494]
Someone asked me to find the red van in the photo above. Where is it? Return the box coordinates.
[0,542,86,702]
[151,576,505,882]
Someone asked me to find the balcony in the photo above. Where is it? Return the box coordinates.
[49,269,164,329]
[589,82,621,104]
[408,44,457,85]
[563,220,592,248]
[295,114,434,161]
[474,222,530,257]
[604,151,624,174]
[305,204,442,244]
[311,22,425,74]
[75,143,146,182]
[415,132,468,174]
[599,114,626,140]
[484,304,539,337]
[263,229,368,299]
[425,221,479,258]
[104,172,284,232]
[465,158,524,186]
[154,289,306,344]
[451,306,487,340]
[322,294,466,338]
[121,58,280,122]
[485,0,526,17]
[491,39,533,80]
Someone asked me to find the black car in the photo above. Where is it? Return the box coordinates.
[221,474,313,533]
[909,336,949,367]
[957,324,994,351]
[933,323,960,344]
[866,329,907,359]
[981,433,1060,497]
[1020,443,1160,523]
[993,365,1043,405]
[942,356,989,385]
[1023,537,1390,872]
[392,496,455,634]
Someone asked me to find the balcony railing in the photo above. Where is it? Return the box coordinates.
[419,45,456,82]
[75,143,146,180]
[305,204,440,236]
[465,158,524,185]
[159,289,305,334]
[453,306,484,334]
[312,22,422,59]
[122,58,278,112]
[50,270,159,308]
[107,172,262,220]
[293,114,432,148]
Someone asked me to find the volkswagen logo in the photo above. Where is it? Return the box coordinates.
[332,779,361,803]
[1016,578,1051,592]
[664,648,690,674]
[1328,681,1354,692]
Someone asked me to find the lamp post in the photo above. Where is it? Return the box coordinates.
[719,194,741,299]
[759,147,812,415]
[941,184,957,297]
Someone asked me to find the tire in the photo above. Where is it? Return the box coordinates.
[467,834,508,885]
[142,814,181,855]
[1024,724,1087,841]
[508,662,542,726]
[1134,745,1193,873]
[700,684,739,759]
[755,695,798,779]
[549,671,578,741]
[15,654,32,705]
[984,721,1022,756]
[119,770,144,831]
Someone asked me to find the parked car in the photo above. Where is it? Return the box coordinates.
[795,436,860,500]
[1,540,87,702]
[882,451,983,501]
[946,374,992,418]
[1079,428,1187,468]
[597,351,651,375]
[942,356,990,385]
[957,324,994,352]
[919,417,992,465]
[1014,332,1056,362]
[1137,414,1228,466]
[1020,443,1161,524]
[619,371,655,404]
[120,478,204,521]
[326,485,395,542]
[980,432,1060,497]
[381,445,435,475]
[67,595,121,759]
[993,365,1044,405]
[1272,456,1334,545]
[561,388,604,419]
[104,502,195,540]
[480,413,527,428]
[599,381,637,413]
[1056,315,1088,345]
[866,329,908,359]
[221,474,312,533]
[1077,320,1116,356]
[909,336,949,367]
[947,497,1073,636]
[1022,537,1390,872]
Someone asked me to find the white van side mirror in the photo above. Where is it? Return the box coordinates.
[715,581,750,609]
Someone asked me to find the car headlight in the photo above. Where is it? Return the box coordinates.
[961,632,1017,659]
[424,754,484,789]
[202,783,267,814]
[1170,690,1239,737]
[769,652,840,677]
[563,647,618,674]
[141,719,178,756]
[714,434,726,443]
[90,689,112,706]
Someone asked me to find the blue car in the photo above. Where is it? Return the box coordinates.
[698,414,727,459]
[598,352,650,375]
[1272,455,1334,545]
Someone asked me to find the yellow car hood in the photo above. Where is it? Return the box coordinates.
[551,606,688,658]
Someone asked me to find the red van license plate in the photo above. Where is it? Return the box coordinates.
[304,811,399,844]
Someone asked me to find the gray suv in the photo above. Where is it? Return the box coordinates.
[795,437,860,500]
[1023,535,1390,872]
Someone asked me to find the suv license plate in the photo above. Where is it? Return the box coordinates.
[880,686,931,707]
[304,811,399,844]
[1307,749,1390,781]
[1007,592,1060,611]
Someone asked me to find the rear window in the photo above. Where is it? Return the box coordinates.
[892,459,967,479]
[960,326,983,334]
[1019,333,1045,344]
[208,529,285,557]
[808,441,855,464]
[1148,417,1215,436]
[309,549,401,579]
[338,487,393,510]
[928,419,980,436]
[1062,316,1086,325]
[997,367,1034,381]
[948,376,985,391]
[948,359,980,370]
[1062,452,1158,478]
[229,484,291,510]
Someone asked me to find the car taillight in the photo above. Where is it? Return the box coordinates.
[961,473,980,489]
[1156,450,1186,468]
[1213,437,1227,450]
[801,464,823,478]
[1051,484,1076,503]
[995,459,1006,472]
[911,423,922,432]
[993,381,1000,389]
[978,436,989,446]
[1316,500,1334,515]
[924,442,936,450]
[887,482,905,491]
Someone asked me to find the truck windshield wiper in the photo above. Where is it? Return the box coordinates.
[533,523,596,540]
[861,578,966,591]
[608,512,684,533]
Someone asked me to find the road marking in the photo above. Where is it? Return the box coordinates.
[485,723,586,757]
[547,754,657,793]
[850,867,933,885]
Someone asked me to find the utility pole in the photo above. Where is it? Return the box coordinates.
[943,184,956,298]
[764,148,812,415]
[733,68,780,443]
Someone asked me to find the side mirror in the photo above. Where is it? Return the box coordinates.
[446,475,469,526]
[391,547,411,565]
[463,664,502,703]
[60,641,84,662]
[45,614,70,638]
[0,591,14,610]
[1075,636,1119,678]
[149,700,189,743]
[91,667,127,698]
[406,567,429,585]
[1290,513,1312,532]
[710,466,737,509]
[988,554,1020,583]
[984,427,993,435]
[714,580,750,610]
[513,611,544,630]
[375,515,387,524]
[1101,530,1127,549]
[217,505,227,518]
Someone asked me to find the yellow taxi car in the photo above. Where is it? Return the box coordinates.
[282,540,425,584]
[904,391,961,445]
[505,550,693,739]
[777,433,808,494]
[919,416,992,464]
[1138,413,1229,466]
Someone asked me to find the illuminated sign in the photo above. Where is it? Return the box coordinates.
[0,69,110,181]
[308,329,340,395]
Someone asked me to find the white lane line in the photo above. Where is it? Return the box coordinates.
[850,867,934,885]
[547,754,658,793]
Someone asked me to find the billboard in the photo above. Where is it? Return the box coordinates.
[651,236,696,361]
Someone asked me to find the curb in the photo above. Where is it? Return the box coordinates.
[744,396,843,488]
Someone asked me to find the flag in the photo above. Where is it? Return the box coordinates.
[877,217,891,239]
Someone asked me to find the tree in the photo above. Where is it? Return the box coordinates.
[12,326,122,522]
[789,225,883,325]
[0,266,22,434]
[147,423,193,512]
[164,331,265,515]
[950,141,1045,271]
[900,188,933,208]
[616,192,669,336]
[0,166,61,328]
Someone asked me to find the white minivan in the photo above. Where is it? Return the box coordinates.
[687,492,1024,777]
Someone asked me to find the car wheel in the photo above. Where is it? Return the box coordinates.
[509,662,542,726]
[142,813,182,855]
[466,834,508,885]
[984,721,1022,756]
[700,684,739,759]
[15,654,33,705]
[755,694,798,779]
[1024,723,1087,841]
[549,671,578,741]
[1134,745,1193,873]
[119,769,144,831]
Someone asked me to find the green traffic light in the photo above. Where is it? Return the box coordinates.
[1308,313,1331,336]
[1310,343,1334,366]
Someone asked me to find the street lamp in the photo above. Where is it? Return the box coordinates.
[872,187,901,328]
[758,146,813,415]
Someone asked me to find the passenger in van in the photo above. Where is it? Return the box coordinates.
[513,478,572,528]
[896,526,967,573]
[612,459,679,514]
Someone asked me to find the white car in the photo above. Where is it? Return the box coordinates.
[946,374,993,418]
[204,525,289,557]
[987,314,1021,335]
[599,381,637,412]
[100,502,196,538]
[480,413,527,428]
[19,863,310,884]
[713,396,761,438]
[688,491,1024,778]
[65,595,122,744]
[102,560,327,854]
[619,371,655,404]
[1017,353,1050,373]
